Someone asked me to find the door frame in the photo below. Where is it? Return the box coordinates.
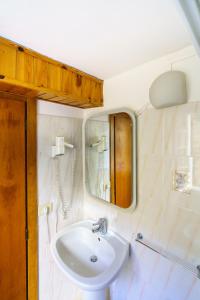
[0,91,38,300]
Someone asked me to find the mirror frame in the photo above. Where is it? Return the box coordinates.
[84,108,137,210]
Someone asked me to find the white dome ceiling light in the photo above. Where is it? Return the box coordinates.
[149,71,188,109]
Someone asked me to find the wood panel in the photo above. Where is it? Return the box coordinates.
[61,68,73,94]
[109,113,132,208]
[0,97,26,300]
[115,113,132,208]
[33,57,48,88]
[0,36,103,108]
[71,72,82,98]
[26,98,38,300]
[0,43,16,78]
[109,115,116,204]
[16,51,34,83]
[0,91,38,300]
[47,62,61,91]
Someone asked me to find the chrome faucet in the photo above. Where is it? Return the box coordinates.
[92,218,107,235]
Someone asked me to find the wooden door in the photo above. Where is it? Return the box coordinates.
[0,97,27,299]
[110,113,132,208]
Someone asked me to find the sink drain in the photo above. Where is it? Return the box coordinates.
[90,255,98,263]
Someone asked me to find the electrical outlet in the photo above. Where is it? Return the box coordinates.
[38,202,53,216]
[173,170,192,193]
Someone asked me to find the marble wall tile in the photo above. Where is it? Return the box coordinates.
[138,108,164,157]
[38,102,200,300]
[85,102,200,300]
[38,114,83,300]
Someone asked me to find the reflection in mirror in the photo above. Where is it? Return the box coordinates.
[85,109,137,209]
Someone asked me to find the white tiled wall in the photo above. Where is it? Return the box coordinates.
[38,107,200,300]
[38,113,83,300]
[84,103,200,300]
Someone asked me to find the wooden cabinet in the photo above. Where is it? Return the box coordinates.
[47,62,61,91]
[16,51,34,83]
[0,37,103,108]
[33,57,48,88]
[0,43,16,78]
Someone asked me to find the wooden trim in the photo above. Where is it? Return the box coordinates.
[26,98,38,300]
[0,90,27,101]
[0,96,27,299]
[114,113,132,208]
[0,36,101,82]
[0,91,38,299]
[0,36,103,108]
[109,113,132,208]
[109,114,116,205]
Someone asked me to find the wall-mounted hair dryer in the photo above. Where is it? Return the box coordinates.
[51,136,74,157]
[89,135,107,153]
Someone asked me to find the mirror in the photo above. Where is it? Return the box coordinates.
[85,109,137,209]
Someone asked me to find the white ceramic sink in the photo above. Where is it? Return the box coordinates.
[51,220,129,300]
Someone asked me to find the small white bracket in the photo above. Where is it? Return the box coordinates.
[51,136,74,158]
[38,202,53,216]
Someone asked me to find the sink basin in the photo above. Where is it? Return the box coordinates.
[51,220,129,298]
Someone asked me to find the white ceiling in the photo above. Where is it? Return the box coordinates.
[0,0,191,79]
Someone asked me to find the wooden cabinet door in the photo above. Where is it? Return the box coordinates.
[0,97,27,299]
